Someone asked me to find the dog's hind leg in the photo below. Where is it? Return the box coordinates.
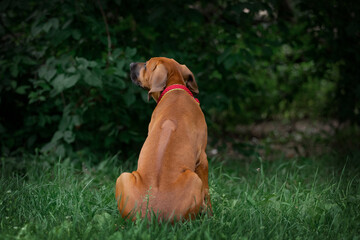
[115,172,143,220]
[195,152,212,215]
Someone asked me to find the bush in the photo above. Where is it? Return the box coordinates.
[0,0,358,158]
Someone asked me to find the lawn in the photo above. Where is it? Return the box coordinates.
[1,153,359,239]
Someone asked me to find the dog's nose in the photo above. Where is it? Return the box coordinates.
[130,62,136,70]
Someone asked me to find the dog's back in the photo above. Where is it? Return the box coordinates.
[117,91,206,220]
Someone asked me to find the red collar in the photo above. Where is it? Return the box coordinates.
[157,84,200,105]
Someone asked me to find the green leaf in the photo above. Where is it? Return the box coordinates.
[63,130,75,143]
[114,60,127,78]
[217,48,232,64]
[51,131,63,142]
[22,56,37,65]
[116,78,126,89]
[38,66,46,79]
[10,81,17,89]
[224,56,236,70]
[210,70,222,80]
[76,57,89,69]
[59,115,71,132]
[39,65,57,81]
[52,74,80,92]
[64,74,80,89]
[88,61,98,68]
[72,30,81,40]
[99,123,114,131]
[31,24,42,36]
[52,74,65,92]
[10,64,18,77]
[38,96,46,101]
[46,69,57,81]
[125,47,137,57]
[83,70,102,87]
[112,48,122,59]
[123,92,136,107]
[114,68,126,78]
[55,144,66,157]
[62,19,72,30]
[117,59,126,69]
[66,66,76,73]
[16,85,30,95]
[41,141,56,153]
[43,21,52,33]
[28,91,38,104]
[71,115,81,127]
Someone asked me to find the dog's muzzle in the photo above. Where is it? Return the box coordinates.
[130,62,140,85]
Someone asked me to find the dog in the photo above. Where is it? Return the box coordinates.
[115,57,212,221]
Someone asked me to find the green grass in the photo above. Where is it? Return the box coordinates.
[1,154,359,239]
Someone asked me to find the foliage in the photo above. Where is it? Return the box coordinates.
[1,154,359,239]
[0,0,153,157]
[298,0,360,123]
[0,0,359,157]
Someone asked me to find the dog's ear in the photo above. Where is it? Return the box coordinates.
[148,64,168,101]
[180,64,199,95]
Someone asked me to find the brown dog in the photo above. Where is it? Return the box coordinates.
[115,57,212,221]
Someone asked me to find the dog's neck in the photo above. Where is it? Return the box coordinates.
[151,73,185,102]
[166,72,185,86]
[156,84,200,105]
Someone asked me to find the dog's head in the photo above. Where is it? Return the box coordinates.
[130,57,198,101]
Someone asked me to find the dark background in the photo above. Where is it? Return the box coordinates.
[1,0,359,161]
